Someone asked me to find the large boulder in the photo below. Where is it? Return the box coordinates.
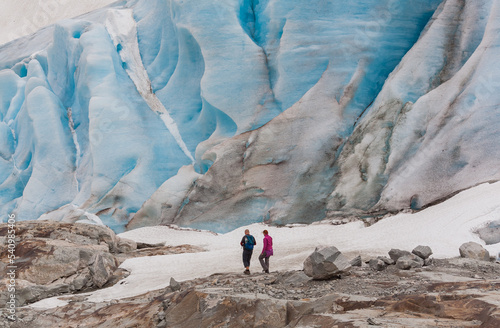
[378,256,395,265]
[396,255,424,270]
[350,255,362,267]
[388,249,413,262]
[116,237,137,253]
[0,221,121,306]
[303,246,351,280]
[14,238,111,285]
[412,246,433,260]
[0,221,119,252]
[459,242,490,261]
[369,259,387,271]
[276,271,311,287]
[89,253,118,288]
[476,221,500,245]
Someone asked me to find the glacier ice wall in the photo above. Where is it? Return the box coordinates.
[2,0,498,233]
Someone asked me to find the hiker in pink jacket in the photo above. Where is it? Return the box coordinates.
[259,230,273,273]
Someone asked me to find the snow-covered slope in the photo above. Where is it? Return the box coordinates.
[1,0,499,232]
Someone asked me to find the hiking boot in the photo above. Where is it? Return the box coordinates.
[244,269,250,275]
[265,269,269,274]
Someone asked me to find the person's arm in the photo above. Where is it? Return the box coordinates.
[262,237,268,252]
[240,236,245,246]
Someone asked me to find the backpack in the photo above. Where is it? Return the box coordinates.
[244,235,255,250]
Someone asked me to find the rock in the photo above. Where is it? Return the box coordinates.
[388,249,413,262]
[164,290,288,327]
[89,253,118,288]
[476,220,500,245]
[303,246,351,280]
[396,255,424,270]
[12,238,103,285]
[0,221,119,252]
[3,261,500,328]
[369,259,387,271]
[412,245,433,260]
[116,237,137,253]
[170,277,181,291]
[367,317,382,326]
[115,244,205,265]
[377,256,395,265]
[102,268,130,287]
[350,255,362,267]
[424,257,434,266]
[277,271,311,286]
[136,242,165,249]
[0,221,123,306]
[459,242,490,261]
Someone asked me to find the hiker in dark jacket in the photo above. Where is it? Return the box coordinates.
[240,229,256,275]
[259,230,273,273]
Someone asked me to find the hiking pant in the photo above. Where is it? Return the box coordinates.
[259,252,270,271]
[243,249,253,268]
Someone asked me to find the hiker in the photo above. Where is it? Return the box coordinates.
[240,229,256,275]
[259,230,273,273]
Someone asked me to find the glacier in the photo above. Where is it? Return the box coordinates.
[1,0,499,233]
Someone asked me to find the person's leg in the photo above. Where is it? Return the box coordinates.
[243,250,252,273]
[259,252,266,270]
[264,256,270,272]
[248,250,253,270]
[243,250,250,269]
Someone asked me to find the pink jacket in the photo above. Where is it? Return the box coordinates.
[262,235,273,256]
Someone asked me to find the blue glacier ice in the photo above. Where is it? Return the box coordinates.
[2,0,499,233]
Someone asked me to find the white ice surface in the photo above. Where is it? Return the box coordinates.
[29,181,500,309]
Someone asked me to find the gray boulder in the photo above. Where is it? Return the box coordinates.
[350,255,362,267]
[369,258,387,271]
[170,277,181,291]
[459,242,490,261]
[89,253,118,288]
[412,245,433,260]
[377,256,395,265]
[396,255,424,270]
[277,271,311,286]
[389,249,413,262]
[136,241,165,249]
[476,221,500,245]
[116,237,137,253]
[303,246,351,280]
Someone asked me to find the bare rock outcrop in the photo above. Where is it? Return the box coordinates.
[3,257,500,328]
[0,221,124,306]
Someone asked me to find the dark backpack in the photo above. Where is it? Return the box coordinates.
[244,235,255,250]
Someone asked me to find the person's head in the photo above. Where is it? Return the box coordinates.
[263,230,268,235]
[245,229,250,235]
